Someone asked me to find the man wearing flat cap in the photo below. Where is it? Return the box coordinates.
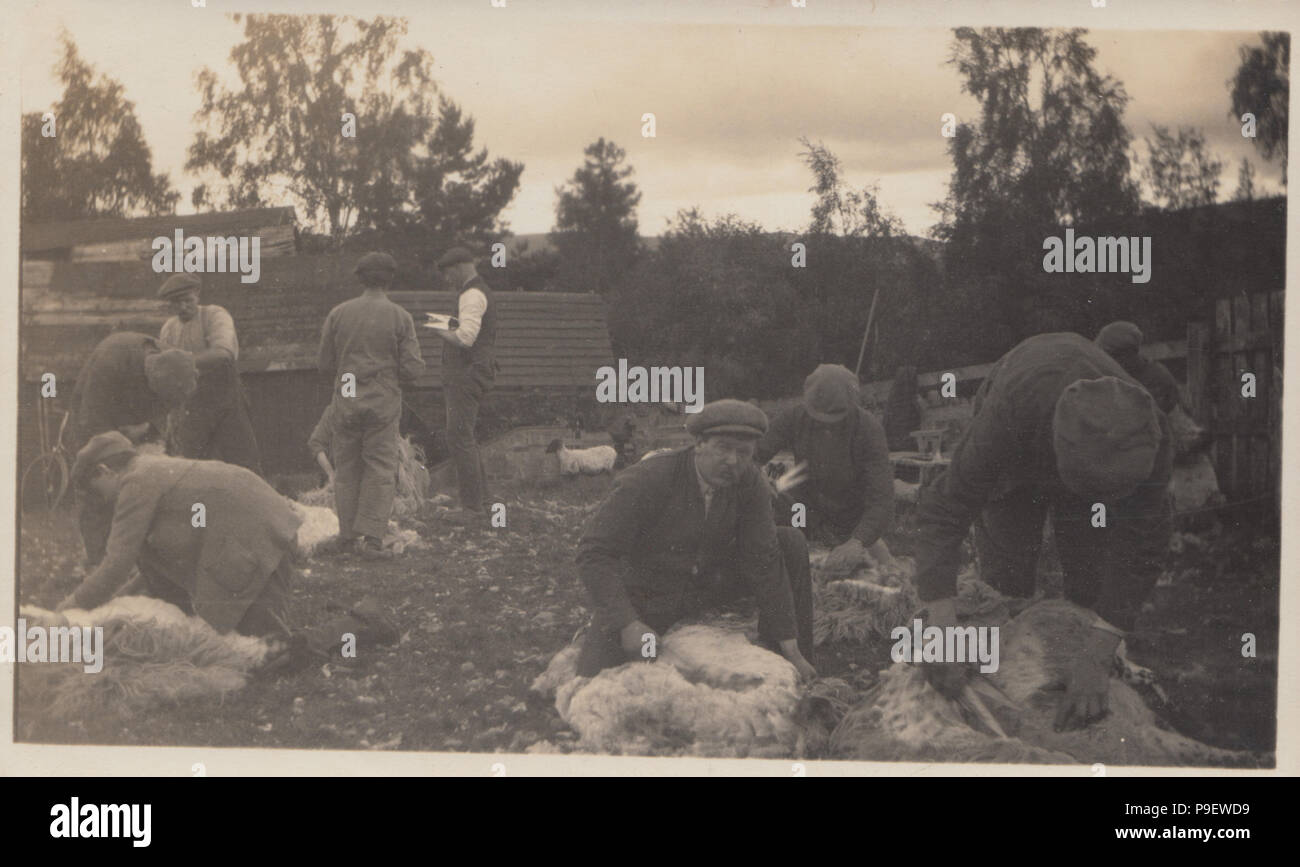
[756,364,895,573]
[318,252,425,559]
[69,331,199,568]
[1095,321,1186,416]
[913,332,1172,731]
[432,246,499,520]
[56,432,302,644]
[157,273,262,474]
[575,399,817,680]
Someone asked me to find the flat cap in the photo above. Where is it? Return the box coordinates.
[1053,376,1161,500]
[354,252,398,276]
[1096,321,1144,354]
[71,431,137,486]
[686,399,769,439]
[802,363,860,423]
[436,246,475,268]
[157,273,202,299]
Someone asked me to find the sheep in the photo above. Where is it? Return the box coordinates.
[531,623,803,757]
[18,597,273,724]
[827,598,1270,767]
[546,438,617,476]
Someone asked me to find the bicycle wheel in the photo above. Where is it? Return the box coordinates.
[21,451,69,512]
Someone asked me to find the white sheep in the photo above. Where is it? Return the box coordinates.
[546,438,617,476]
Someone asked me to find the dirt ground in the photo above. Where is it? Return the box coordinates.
[15,475,1278,761]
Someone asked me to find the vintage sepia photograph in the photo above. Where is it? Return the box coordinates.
[5,0,1289,774]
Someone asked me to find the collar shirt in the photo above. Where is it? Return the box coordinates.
[451,276,488,347]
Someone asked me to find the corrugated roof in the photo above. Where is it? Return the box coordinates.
[21,207,297,254]
[21,252,614,391]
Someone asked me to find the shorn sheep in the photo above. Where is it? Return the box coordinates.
[546,439,617,476]
[18,596,273,725]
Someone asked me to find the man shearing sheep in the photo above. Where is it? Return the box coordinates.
[56,432,302,642]
[69,332,199,569]
[575,399,818,680]
[913,333,1172,731]
[755,363,895,573]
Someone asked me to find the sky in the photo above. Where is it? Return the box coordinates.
[17,0,1286,238]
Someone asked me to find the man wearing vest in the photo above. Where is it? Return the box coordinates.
[433,247,498,521]
[318,252,426,559]
[157,273,263,475]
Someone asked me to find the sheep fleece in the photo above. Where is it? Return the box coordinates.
[538,624,801,757]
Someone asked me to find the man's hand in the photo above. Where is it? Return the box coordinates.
[823,538,868,574]
[1054,628,1120,731]
[778,640,818,682]
[118,423,151,443]
[920,596,969,699]
[620,620,660,661]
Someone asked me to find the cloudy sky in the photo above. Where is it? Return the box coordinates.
[18,0,1286,237]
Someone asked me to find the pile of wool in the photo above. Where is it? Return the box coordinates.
[291,501,341,557]
[531,624,803,757]
[813,554,919,646]
[18,596,272,722]
[829,598,1270,767]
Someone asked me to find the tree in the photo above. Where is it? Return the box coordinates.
[799,137,904,238]
[1141,124,1224,210]
[1233,157,1258,202]
[187,14,521,249]
[551,138,643,293]
[932,27,1140,343]
[1228,32,1288,185]
[22,35,179,222]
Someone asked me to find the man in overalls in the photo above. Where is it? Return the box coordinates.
[432,247,499,522]
[317,252,426,559]
[157,273,262,474]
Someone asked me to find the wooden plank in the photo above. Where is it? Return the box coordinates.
[1215,298,1232,341]
[1185,322,1209,423]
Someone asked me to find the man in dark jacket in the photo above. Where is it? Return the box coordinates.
[756,364,894,572]
[913,333,1172,731]
[433,247,498,521]
[575,399,817,680]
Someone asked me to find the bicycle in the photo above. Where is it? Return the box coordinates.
[21,401,72,512]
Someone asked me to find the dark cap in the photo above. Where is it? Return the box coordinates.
[354,252,398,276]
[1096,321,1143,354]
[157,273,202,299]
[685,399,769,439]
[802,363,860,423]
[1053,376,1161,500]
[71,431,137,486]
[436,247,475,268]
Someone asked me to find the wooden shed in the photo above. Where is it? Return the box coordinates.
[19,245,615,478]
[21,206,298,263]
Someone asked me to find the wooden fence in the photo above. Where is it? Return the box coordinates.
[862,290,1284,505]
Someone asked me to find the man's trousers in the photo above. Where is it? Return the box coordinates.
[332,402,401,540]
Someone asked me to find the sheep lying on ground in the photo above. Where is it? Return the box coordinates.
[531,623,803,757]
[18,596,272,723]
[829,598,1270,767]
[546,439,617,476]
